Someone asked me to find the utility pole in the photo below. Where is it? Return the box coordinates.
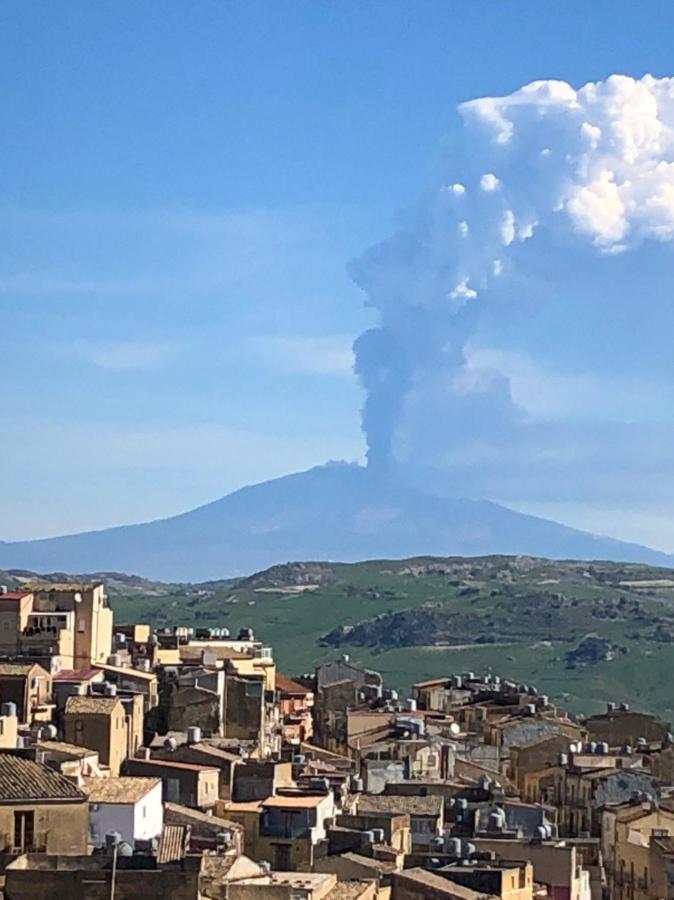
[109,841,118,900]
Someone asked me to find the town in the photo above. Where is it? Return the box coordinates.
[0,578,671,899]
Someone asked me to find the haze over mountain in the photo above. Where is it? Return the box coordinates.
[1,463,671,582]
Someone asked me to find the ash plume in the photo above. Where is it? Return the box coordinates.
[351,74,674,489]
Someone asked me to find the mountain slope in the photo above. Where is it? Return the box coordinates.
[1,463,672,581]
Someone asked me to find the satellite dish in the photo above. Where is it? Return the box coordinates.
[74,592,83,604]
[450,723,461,735]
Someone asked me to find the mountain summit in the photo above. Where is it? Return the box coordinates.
[1,463,671,581]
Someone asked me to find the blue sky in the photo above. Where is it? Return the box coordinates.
[4,1,674,548]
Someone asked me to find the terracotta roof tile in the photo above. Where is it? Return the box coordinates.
[65,696,122,715]
[0,753,85,802]
[276,674,312,695]
[84,777,161,804]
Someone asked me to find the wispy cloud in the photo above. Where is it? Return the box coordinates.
[67,339,181,371]
[249,335,355,377]
[464,345,673,424]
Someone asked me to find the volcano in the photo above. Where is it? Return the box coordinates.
[1,463,671,581]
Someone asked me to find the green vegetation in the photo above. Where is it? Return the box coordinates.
[5,555,674,720]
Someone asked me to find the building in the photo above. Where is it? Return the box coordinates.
[94,662,159,711]
[4,849,202,900]
[63,694,128,776]
[585,707,671,748]
[164,801,244,854]
[391,867,493,900]
[276,674,314,744]
[601,797,674,900]
[123,756,219,811]
[434,861,533,900]
[51,668,105,724]
[152,735,241,800]
[0,662,51,725]
[36,740,104,779]
[30,582,113,670]
[474,837,592,900]
[256,790,336,871]
[84,776,163,849]
[0,590,34,656]
[0,753,89,854]
[509,733,575,794]
[357,794,444,849]
[232,759,294,802]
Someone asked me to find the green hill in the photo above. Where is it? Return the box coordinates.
[5,555,674,719]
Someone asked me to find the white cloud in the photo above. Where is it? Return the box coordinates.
[449,279,478,302]
[500,210,516,246]
[458,221,469,237]
[459,73,674,251]
[480,173,500,192]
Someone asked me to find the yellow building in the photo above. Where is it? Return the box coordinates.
[0,753,89,854]
[64,694,128,776]
[602,798,674,900]
[31,582,113,669]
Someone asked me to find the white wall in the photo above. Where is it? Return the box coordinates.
[132,781,164,843]
[90,802,135,848]
[89,783,163,848]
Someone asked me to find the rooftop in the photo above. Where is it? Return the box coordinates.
[164,801,242,831]
[394,868,491,900]
[222,799,265,813]
[38,741,98,759]
[65,696,122,715]
[0,753,85,802]
[0,663,41,676]
[93,663,157,681]
[358,794,443,817]
[53,669,103,683]
[128,757,218,772]
[325,880,376,900]
[84,777,161,804]
[32,582,102,592]
[262,793,327,809]
[157,824,189,864]
[339,852,397,873]
[0,591,32,601]
[276,674,312,694]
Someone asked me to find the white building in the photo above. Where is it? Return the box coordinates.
[85,777,163,848]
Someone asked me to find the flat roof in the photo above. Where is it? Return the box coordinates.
[263,793,326,809]
[128,758,218,773]
[94,663,157,681]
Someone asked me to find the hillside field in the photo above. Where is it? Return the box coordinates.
[4,555,674,719]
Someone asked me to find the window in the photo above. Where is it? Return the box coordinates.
[165,777,180,802]
[13,811,34,851]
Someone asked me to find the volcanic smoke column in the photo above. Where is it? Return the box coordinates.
[350,74,674,476]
